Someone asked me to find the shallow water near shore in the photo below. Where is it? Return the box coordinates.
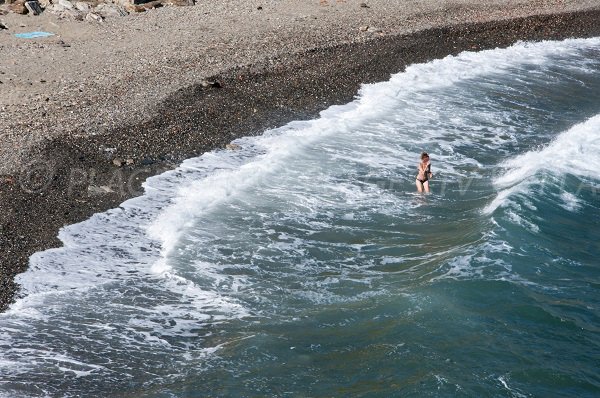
[2,36,600,397]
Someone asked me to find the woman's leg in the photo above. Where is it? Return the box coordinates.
[416,179,423,193]
[423,181,430,193]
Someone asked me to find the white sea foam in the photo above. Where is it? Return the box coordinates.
[559,191,583,212]
[485,113,600,214]
[148,37,600,267]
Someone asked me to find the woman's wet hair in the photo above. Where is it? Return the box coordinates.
[421,152,429,160]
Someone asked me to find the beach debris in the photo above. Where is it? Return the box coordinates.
[225,143,242,150]
[125,158,134,165]
[360,2,369,8]
[24,0,43,15]
[0,21,7,29]
[14,31,54,38]
[359,25,368,32]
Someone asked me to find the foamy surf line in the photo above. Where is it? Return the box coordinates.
[148,36,600,272]
[484,113,600,215]
[7,34,599,309]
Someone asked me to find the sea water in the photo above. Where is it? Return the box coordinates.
[1,37,599,397]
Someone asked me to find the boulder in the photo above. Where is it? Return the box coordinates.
[125,0,162,12]
[24,0,43,15]
[62,8,83,19]
[45,3,65,12]
[74,1,89,11]
[85,10,102,21]
[57,0,73,9]
[8,0,28,14]
[94,3,127,17]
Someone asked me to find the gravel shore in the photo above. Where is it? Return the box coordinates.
[1,1,600,310]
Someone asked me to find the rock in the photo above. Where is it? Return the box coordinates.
[112,158,124,167]
[360,2,369,8]
[359,25,381,33]
[63,8,83,19]
[87,185,114,196]
[125,0,162,11]
[141,0,163,9]
[24,0,43,15]
[167,0,193,5]
[8,0,28,14]
[37,0,51,7]
[94,3,127,17]
[85,10,102,21]
[199,79,221,89]
[46,3,65,12]
[0,21,7,29]
[225,143,242,150]
[57,0,73,9]
[125,158,134,165]
[74,1,89,11]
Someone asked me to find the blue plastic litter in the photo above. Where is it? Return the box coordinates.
[14,31,55,39]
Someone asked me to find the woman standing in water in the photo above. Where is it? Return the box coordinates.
[416,152,433,193]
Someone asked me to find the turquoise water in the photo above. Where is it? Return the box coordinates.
[1,38,599,397]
